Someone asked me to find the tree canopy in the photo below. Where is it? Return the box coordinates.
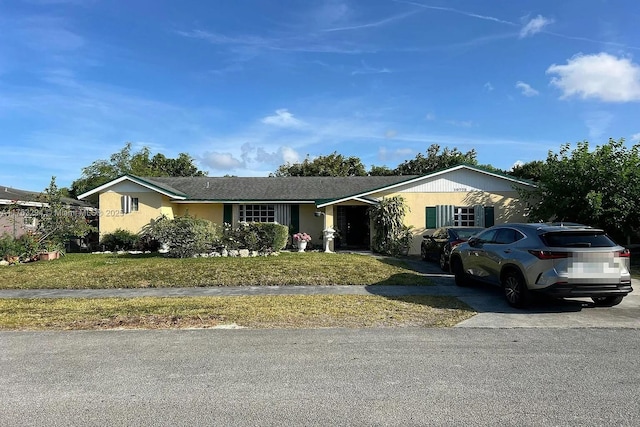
[393,144,478,175]
[271,152,367,177]
[518,138,640,242]
[71,143,207,197]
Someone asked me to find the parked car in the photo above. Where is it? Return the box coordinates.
[449,223,632,308]
[421,226,485,270]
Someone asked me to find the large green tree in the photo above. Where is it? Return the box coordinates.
[272,152,367,177]
[510,160,545,181]
[394,144,478,175]
[71,143,207,197]
[518,138,640,242]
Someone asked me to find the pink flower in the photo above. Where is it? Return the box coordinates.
[293,232,311,242]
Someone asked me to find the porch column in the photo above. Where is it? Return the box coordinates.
[324,205,334,252]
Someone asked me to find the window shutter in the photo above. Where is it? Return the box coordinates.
[121,195,132,214]
[291,205,300,232]
[474,204,485,227]
[223,204,233,224]
[484,206,495,227]
[274,204,291,226]
[437,205,454,227]
[425,207,436,228]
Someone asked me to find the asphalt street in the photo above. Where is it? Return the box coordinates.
[1,328,639,426]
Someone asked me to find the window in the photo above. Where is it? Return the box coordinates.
[454,207,475,226]
[494,228,524,244]
[426,205,494,228]
[121,195,139,214]
[239,204,275,223]
[23,217,36,227]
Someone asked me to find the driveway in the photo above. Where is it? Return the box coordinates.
[405,257,640,329]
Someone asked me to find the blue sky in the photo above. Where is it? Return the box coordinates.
[1,0,639,191]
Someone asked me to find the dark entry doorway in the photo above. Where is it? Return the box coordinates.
[336,206,370,250]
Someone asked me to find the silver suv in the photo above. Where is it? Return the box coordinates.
[449,223,632,308]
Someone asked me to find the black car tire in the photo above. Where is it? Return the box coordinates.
[420,245,428,261]
[591,295,624,307]
[502,270,531,308]
[439,252,448,271]
[450,257,468,287]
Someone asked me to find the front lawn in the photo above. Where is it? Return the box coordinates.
[0,252,432,289]
[0,295,474,330]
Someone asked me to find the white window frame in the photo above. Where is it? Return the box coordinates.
[239,204,276,223]
[121,196,139,214]
[454,206,475,226]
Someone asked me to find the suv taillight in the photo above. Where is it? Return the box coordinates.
[617,248,631,258]
[528,250,569,260]
[450,239,465,248]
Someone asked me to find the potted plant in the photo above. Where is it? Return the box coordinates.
[39,240,62,261]
[292,232,312,252]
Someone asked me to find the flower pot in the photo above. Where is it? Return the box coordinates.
[39,251,59,261]
[297,240,308,252]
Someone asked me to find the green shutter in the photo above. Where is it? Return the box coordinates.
[484,206,495,227]
[291,205,300,233]
[425,207,437,228]
[223,204,233,224]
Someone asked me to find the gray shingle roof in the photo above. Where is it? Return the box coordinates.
[142,176,418,201]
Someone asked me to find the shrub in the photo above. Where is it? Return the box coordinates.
[217,222,288,253]
[0,232,40,261]
[369,196,413,256]
[148,215,218,258]
[100,229,140,251]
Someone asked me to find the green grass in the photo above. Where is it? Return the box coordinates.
[0,252,432,289]
[0,295,475,330]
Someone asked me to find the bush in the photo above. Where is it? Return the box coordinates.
[100,229,140,251]
[217,222,288,253]
[148,215,218,258]
[0,232,40,261]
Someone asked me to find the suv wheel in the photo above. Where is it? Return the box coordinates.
[591,296,624,307]
[450,257,468,287]
[502,270,530,308]
[439,252,448,271]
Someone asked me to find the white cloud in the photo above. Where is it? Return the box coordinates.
[425,112,436,121]
[519,15,553,38]
[515,81,539,97]
[484,82,494,92]
[378,147,413,162]
[385,130,397,138]
[547,53,640,102]
[201,151,244,170]
[631,133,640,142]
[261,109,305,128]
[446,119,473,127]
[510,160,524,171]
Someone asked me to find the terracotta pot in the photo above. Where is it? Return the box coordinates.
[39,251,59,261]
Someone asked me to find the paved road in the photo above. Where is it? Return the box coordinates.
[2,257,638,329]
[1,328,639,426]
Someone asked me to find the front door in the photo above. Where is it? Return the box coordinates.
[336,206,370,249]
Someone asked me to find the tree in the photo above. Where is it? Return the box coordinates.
[510,160,545,181]
[37,177,96,252]
[369,196,413,256]
[518,138,640,243]
[71,143,207,197]
[394,144,477,175]
[272,152,367,177]
[368,165,396,176]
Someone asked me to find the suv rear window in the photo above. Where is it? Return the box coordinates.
[540,231,617,248]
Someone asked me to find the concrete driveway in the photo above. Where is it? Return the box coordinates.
[406,258,640,329]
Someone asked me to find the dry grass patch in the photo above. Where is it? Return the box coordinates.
[0,295,475,330]
[0,252,432,289]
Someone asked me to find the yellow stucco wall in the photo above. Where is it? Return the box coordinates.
[174,204,224,225]
[98,191,172,237]
[299,204,325,248]
[373,190,528,255]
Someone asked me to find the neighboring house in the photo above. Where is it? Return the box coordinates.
[0,185,94,242]
[78,165,536,254]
